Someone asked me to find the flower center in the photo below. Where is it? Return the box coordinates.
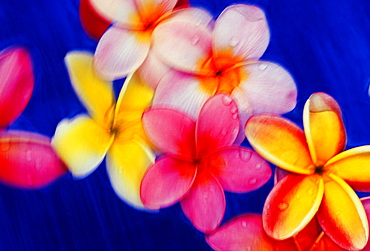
[314,166,325,175]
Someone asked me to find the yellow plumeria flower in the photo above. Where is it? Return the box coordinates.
[52,51,154,209]
[245,92,370,250]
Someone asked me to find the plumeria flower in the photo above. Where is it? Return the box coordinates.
[0,46,66,188]
[206,213,321,251]
[140,94,272,233]
[148,4,297,128]
[89,0,211,80]
[245,92,370,250]
[52,51,154,209]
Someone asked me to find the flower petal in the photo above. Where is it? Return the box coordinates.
[180,169,225,233]
[245,114,315,175]
[89,0,139,27]
[303,92,346,166]
[94,27,150,80]
[79,0,111,40]
[138,51,171,89]
[135,0,177,20]
[114,72,153,127]
[0,130,66,189]
[196,94,239,155]
[0,47,34,128]
[153,71,211,119]
[142,107,196,160]
[152,18,213,73]
[263,173,324,240]
[236,62,297,115]
[206,214,275,251]
[166,7,213,27]
[65,51,115,125]
[311,234,347,251]
[325,146,370,192]
[361,197,370,251]
[140,156,196,209]
[106,138,154,210]
[316,174,369,250]
[52,115,113,178]
[214,4,270,60]
[205,147,271,193]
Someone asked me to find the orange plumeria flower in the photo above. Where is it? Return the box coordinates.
[245,92,370,250]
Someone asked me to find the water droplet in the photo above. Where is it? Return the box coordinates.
[246,247,252,251]
[222,95,232,106]
[229,37,239,47]
[232,113,238,119]
[307,188,314,196]
[192,35,200,45]
[209,187,215,193]
[255,163,262,169]
[232,128,238,135]
[296,194,301,200]
[249,177,257,185]
[277,202,289,211]
[335,211,341,216]
[230,105,238,113]
[0,139,10,151]
[35,158,42,170]
[258,63,268,71]
[26,150,32,162]
[195,20,202,27]
[221,128,227,136]
[239,150,251,162]
[241,221,248,228]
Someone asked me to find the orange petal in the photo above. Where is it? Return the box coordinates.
[245,114,315,175]
[325,146,370,192]
[303,92,346,166]
[263,173,324,240]
[316,174,368,250]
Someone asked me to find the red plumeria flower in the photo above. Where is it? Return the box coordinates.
[245,92,370,250]
[206,213,321,251]
[140,94,271,233]
[0,47,66,188]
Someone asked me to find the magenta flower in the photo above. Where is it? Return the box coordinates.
[140,94,271,233]
[0,46,66,188]
[147,4,297,126]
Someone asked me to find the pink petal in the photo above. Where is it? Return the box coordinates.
[142,108,196,160]
[152,18,213,73]
[0,130,67,189]
[195,94,239,155]
[361,197,370,251]
[180,169,226,233]
[165,7,214,28]
[205,147,271,193]
[140,156,196,209]
[153,71,211,119]
[214,4,270,60]
[235,61,297,114]
[94,26,150,80]
[137,51,171,89]
[0,47,34,128]
[206,214,275,251]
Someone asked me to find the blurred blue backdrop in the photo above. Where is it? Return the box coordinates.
[0,0,370,250]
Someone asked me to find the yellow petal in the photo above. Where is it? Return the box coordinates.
[245,114,315,175]
[106,137,155,210]
[65,51,115,126]
[303,92,346,166]
[52,115,113,178]
[317,174,369,250]
[113,72,154,127]
[263,173,324,240]
[325,146,370,192]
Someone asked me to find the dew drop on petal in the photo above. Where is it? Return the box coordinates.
[230,105,238,113]
[192,35,200,45]
[26,149,32,162]
[307,188,314,196]
[222,95,232,106]
[249,177,257,185]
[277,202,289,211]
[232,113,238,119]
[258,63,268,71]
[221,128,227,136]
[241,221,248,228]
[239,150,251,162]
[229,37,239,47]
[255,163,262,169]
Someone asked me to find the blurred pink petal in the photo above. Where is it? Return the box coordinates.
[152,18,213,73]
[214,4,270,60]
[142,108,196,160]
[0,130,66,189]
[138,52,171,89]
[0,47,34,128]
[195,94,239,155]
[152,71,211,119]
[206,214,275,251]
[167,7,214,28]
[236,61,297,114]
[140,156,196,209]
[181,169,225,233]
[206,148,271,193]
[94,27,150,80]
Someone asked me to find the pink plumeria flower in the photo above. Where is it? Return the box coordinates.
[148,4,297,128]
[0,47,66,188]
[140,94,271,233]
[90,0,213,80]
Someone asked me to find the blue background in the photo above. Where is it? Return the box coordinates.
[0,0,370,250]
